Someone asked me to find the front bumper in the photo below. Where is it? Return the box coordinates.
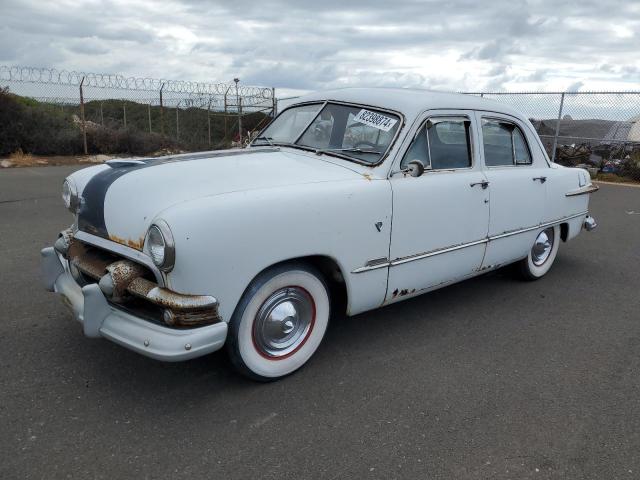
[41,246,227,362]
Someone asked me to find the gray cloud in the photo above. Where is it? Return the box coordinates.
[0,0,638,94]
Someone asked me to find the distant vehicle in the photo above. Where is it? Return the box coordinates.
[601,161,620,173]
[42,88,599,380]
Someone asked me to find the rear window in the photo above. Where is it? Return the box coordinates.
[482,119,532,166]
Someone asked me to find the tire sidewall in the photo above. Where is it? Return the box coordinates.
[228,263,330,380]
[524,225,560,278]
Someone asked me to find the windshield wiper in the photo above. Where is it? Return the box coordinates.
[253,138,313,153]
[314,147,381,155]
[253,136,275,146]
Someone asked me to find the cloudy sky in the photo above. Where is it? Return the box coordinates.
[1,0,639,95]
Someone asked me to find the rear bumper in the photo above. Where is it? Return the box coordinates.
[584,215,597,231]
[41,246,227,362]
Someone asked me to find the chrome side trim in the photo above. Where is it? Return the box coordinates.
[351,257,390,274]
[566,184,599,196]
[489,211,587,240]
[350,211,589,273]
[391,238,488,266]
[74,230,165,286]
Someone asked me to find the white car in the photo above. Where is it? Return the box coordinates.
[41,88,598,380]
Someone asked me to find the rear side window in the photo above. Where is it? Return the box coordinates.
[401,117,472,170]
[482,119,532,166]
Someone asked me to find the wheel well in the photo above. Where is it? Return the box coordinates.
[560,222,569,242]
[272,255,348,316]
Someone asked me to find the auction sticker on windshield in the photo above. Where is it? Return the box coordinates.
[353,109,397,132]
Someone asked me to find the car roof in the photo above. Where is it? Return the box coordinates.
[292,87,525,123]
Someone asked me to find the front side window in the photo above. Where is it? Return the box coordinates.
[482,119,532,166]
[253,102,401,164]
[401,117,472,170]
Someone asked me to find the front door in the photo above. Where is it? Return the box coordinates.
[386,111,490,303]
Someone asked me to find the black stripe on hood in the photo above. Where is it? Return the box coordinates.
[76,148,277,240]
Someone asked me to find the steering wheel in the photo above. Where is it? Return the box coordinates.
[353,140,377,150]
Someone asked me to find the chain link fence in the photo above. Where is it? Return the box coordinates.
[0,66,276,159]
[1,66,639,181]
[467,91,640,182]
[278,91,640,182]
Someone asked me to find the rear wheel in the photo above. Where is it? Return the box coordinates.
[227,263,330,381]
[518,225,560,280]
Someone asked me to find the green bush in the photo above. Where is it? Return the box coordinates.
[0,88,270,157]
[0,88,82,155]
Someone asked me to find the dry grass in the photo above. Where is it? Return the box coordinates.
[7,149,40,167]
[595,173,640,184]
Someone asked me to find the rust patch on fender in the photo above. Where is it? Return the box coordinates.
[108,234,144,251]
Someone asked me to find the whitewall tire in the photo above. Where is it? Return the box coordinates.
[519,225,560,280]
[227,262,330,381]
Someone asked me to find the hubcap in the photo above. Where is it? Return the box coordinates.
[531,227,554,266]
[253,287,315,358]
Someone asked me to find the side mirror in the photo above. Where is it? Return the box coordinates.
[406,159,425,177]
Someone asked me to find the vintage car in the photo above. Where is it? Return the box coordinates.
[41,88,598,380]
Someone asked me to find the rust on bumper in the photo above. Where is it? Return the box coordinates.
[65,239,221,327]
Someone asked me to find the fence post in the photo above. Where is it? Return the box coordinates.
[79,76,88,155]
[159,83,165,136]
[175,101,180,141]
[272,87,277,116]
[207,98,212,147]
[238,97,243,145]
[123,103,127,128]
[224,88,229,142]
[148,103,152,133]
[234,78,241,145]
[551,92,565,163]
[100,102,104,126]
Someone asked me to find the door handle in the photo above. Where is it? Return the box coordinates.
[470,180,490,189]
[533,176,547,183]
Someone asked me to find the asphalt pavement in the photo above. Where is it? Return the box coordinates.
[1,166,639,479]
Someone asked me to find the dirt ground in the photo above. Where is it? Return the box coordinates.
[0,151,116,168]
[0,148,185,168]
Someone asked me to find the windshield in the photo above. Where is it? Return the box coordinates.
[253,102,401,164]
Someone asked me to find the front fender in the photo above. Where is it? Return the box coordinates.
[159,179,392,321]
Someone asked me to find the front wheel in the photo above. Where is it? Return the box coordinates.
[518,225,560,280]
[227,263,330,381]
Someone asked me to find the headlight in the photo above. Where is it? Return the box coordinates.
[145,220,175,272]
[62,179,79,213]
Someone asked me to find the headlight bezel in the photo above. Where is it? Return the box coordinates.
[145,220,175,272]
[62,178,80,213]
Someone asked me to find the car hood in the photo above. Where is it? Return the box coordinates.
[73,147,363,250]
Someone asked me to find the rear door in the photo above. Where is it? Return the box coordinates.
[475,112,548,267]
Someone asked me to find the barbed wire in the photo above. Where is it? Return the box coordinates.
[464,91,640,95]
[0,65,273,98]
